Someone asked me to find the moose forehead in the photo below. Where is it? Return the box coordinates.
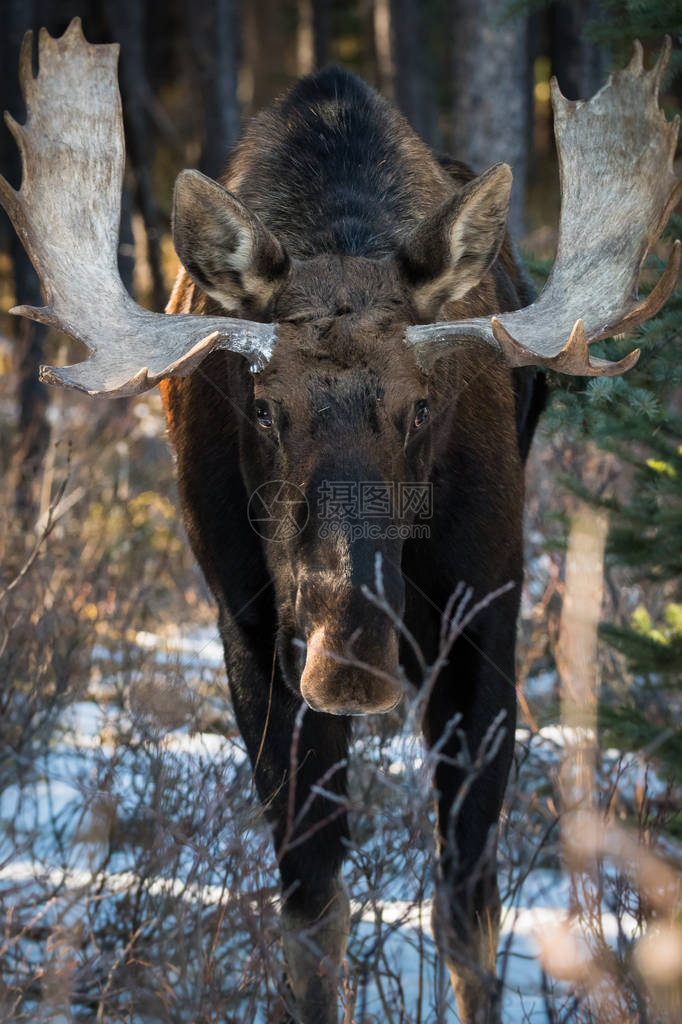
[257,253,425,411]
[273,253,416,324]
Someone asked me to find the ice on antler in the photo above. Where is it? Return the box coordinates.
[0,18,276,397]
[408,38,682,376]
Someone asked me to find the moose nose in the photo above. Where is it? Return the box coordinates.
[300,626,402,715]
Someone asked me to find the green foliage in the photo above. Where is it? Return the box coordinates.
[601,605,682,674]
[600,699,682,786]
[584,0,682,81]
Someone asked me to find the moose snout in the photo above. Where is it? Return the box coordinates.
[294,524,405,714]
[300,624,402,715]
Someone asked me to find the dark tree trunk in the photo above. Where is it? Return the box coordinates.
[312,0,331,70]
[390,0,439,147]
[118,180,136,299]
[550,0,610,101]
[373,0,395,99]
[1,0,51,523]
[243,0,289,114]
[297,0,331,74]
[187,0,241,179]
[372,0,439,147]
[104,0,166,312]
[451,0,532,241]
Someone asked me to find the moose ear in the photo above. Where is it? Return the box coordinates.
[399,163,512,317]
[172,169,290,315]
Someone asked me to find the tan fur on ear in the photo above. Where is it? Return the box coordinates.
[402,163,512,318]
[172,169,290,315]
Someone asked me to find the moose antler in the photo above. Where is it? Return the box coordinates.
[407,38,682,376]
[0,19,276,397]
[1,22,679,391]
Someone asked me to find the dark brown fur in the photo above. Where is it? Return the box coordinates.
[162,68,543,1024]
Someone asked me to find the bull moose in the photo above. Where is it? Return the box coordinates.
[2,19,680,1024]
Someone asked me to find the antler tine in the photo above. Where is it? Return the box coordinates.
[0,18,276,397]
[491,317,642,377]
[407,37,682,378]
[628,38,645,76]
[651,35,670,97]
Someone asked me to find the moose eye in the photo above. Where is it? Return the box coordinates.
[413,401,430,429]
[256,401,273,428]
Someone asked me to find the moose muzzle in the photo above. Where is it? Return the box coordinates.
[294,467,407,715]
[300,622,402,716]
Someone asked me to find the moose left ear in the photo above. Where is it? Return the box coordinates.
[399,163,512,317]
[172,169,290,315]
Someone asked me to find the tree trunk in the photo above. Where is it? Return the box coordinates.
[373,0,395,99]
[390,0,439,147]
[104,0,166,312]
[451,0,532,241]
[242,0,289,115]
[297,0,314,76]
[312,0,331,70]
[1,0,51,523]
[550,0,610,102]
[187,0,241,179]
[372,0,439,147]
[296,0,331,75]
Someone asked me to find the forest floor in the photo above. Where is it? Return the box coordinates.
[0,638,658,1022]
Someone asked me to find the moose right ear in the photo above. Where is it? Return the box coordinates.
[399,163,512,318]
[172,170,290,315]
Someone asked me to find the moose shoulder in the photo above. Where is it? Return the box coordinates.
[2,20,680,1024]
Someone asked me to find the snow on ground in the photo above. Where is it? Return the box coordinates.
[0,628,651,1022]
[133,626,225,668]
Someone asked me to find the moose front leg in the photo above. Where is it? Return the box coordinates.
[279,869,350,1024]
[423,630,516,1024]
[431,837,503,1024]
[225,639,351,1024]
[272,704,351,1024]
[273,706,351,1024]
